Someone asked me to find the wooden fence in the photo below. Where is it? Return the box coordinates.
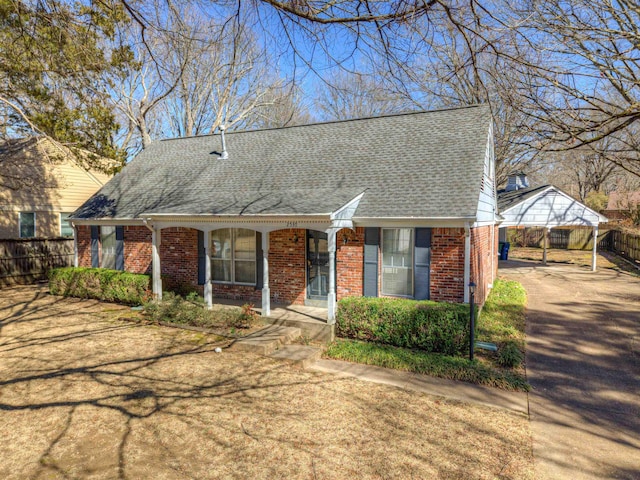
[0,238,74,287]
[604,230,640,265]
[506,227,640,265]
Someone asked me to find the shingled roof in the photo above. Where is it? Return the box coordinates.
[72,105,491,221]
[497,185,552,212]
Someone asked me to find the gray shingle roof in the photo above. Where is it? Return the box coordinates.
[72,105,491,220]
[497,185,552,212]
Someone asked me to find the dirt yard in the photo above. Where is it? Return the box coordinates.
[0,285,533,480]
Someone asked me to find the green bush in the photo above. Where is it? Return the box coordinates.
[49,267,150,305]
[336,297,475,356]
[497,341,524,368]
[143,292,258,330]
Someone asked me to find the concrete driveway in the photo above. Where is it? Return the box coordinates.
[500,258,640,480]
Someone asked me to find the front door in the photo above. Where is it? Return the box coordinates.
[306,230,329,301]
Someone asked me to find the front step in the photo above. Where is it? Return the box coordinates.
[268,345,323,368]
[231,325,302,355]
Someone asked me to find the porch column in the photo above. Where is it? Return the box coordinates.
[72,224,78,267]
[592,224,598,272]
[204,230,212,309]
[262,232,270,317]
[151,227,162,301]
[542,227,549,266]
[327,229,337,324]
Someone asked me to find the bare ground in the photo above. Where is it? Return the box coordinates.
[0,285,533,480]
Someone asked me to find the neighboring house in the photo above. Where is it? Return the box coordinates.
[71,105,500,322]
[0,137,112,239]
[604,190,640,220]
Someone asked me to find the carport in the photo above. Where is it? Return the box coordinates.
[498,178,608,271]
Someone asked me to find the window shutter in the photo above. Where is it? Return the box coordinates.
[91,226,99,268]
[115,226,124,271]
[363,227,379,297]
[255,232,263,289]
[197,230,205,285]
[414,228,431,300]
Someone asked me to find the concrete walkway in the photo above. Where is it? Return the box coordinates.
[500,259,640,480]
[309,359,528,415]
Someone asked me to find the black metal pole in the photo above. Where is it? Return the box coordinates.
[469,289,475,361]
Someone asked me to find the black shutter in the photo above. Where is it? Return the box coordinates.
[91,226,99,268]
[414,228,431,300]
[197,230,205,285]
[255,232,263,289]
[363,227,379,297]
[115,226,124,271]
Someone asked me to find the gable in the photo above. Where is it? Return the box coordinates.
[499,187,606,227]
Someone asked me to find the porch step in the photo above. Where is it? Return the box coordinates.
[231,325,302,355]
[268,345,323,368]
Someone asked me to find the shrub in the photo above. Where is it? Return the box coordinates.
[336,297,475,356]
[497,341,524,368]
[49,267,150,305]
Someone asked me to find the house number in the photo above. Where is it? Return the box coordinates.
[286,222,299,228]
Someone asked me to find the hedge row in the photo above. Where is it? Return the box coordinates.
[49,267,151,305]
[336,297,474,356]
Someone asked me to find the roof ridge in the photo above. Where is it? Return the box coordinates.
[158,104,489,143]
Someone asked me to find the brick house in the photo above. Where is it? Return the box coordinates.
[70,105,499,324]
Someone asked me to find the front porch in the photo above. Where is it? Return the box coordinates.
[213,298,333,342]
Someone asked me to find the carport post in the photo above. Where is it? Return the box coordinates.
[592,225,598,272]
[542,228,549,266]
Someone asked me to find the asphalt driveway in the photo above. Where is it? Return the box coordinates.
[0,285,533,480]
[500,258,640,480]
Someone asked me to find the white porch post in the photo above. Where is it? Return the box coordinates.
[542,227,549,266]
[204,230,212,309]
[72,224,78,267]
[262,232,270,316]
[151,227,162,301]
[592,225,599,272]
[327,229,337,324]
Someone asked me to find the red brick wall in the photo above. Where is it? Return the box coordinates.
[470,224,498,304]
[336,227,364,300]
[430,228,465,302]
[159,227,199,292]
[77,225,92,267]
[268,229,306,304]
[124,226,151,274]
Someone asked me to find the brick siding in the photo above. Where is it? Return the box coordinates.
[336,227,364,300]
[268,229,306,304]
[470,224,498,304]
[430,228,466,302]
[124,226,151,274]
[77,225,92,267]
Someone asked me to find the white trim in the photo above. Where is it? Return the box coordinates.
[71,218,145,226]
[353,217,475,228]
[327,229,337,324]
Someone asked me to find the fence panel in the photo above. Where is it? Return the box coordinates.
[607,230,640,264]
[506,227,609,250]
[0,238,74,287]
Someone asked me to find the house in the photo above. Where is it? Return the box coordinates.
[70,105,500,323]
[603,190,640,221]
[497,172,608,270]
[0,137,112,239]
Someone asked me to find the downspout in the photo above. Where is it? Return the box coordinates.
[464,223,471,303]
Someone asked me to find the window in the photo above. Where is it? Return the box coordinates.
[101,226,116,270]
[60,213,74,237]
[211,228,256,284]
[382,228,413,297]
[19,212,36,238]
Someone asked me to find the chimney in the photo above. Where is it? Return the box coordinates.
[218,124,228,160]
[505,172,529,192]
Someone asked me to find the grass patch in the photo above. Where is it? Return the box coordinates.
[325,339,530,391]
[325,278,530,391]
